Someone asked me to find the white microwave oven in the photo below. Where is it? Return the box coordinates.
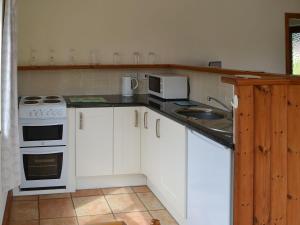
[148,74,188,99]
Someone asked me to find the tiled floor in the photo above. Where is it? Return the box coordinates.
[10,186,178,225]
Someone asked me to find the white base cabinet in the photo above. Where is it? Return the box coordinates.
[114,107,141,175]
[159,115,187,220]
[75,108,114,177]
[141,108,160,184]
[141,108,187,222]
[73,106,188,224]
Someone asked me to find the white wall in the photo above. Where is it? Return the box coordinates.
[17,0,300,73]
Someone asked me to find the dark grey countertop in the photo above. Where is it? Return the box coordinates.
[64,94,234,148]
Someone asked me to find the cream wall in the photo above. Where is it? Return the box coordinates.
[18,0,300,73]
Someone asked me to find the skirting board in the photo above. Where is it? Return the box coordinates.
[12,175,146,196]
[76,174,147,189]
[2,190,12,225]
[13,187,73,196]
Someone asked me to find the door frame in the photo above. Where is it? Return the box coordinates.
[285,13,300,75]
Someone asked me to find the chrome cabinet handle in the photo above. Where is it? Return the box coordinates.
[144,112,148,129]
[79,112,83,130]
[156,119,160,138]
[134,110,139,127]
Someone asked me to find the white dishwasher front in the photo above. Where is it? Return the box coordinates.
[187,129,233,225]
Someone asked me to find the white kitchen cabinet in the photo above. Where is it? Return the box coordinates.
[159,115,187,219]
[141,107,151,176]
[141,108,187,221]
[114,107,141,174]
[74,106,187,223]
[141,108,161,186]
[75,108,113,177]
[187,130,232,225]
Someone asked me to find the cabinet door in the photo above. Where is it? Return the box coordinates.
[141,107,150,175]
[141,108,160,183]
[76,108,113,177]
[159,115,187,218]
[114,107,141,174]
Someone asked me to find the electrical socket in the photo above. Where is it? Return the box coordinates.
[138,72,150,80]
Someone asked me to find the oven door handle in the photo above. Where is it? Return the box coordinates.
[19,119,66,126]
[21,148,65,155]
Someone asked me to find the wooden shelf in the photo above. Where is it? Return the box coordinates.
[17,64,171,71]
[16,64,270,75]
[18,63,300,85]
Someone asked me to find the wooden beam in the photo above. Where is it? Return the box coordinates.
[287,85,300,225]
[253,85,272,225]
[270,85,288,225]
[234,85,254,225]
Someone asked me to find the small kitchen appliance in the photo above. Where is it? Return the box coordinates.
[148,74,188,99]
[122,76,139,97]
[18,96,68,190]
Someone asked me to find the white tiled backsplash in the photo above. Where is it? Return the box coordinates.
[18,69,154,96]
[18,69,234,108]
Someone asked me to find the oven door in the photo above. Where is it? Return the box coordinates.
[20,146,67,190]
[19,119,67,147]
[148,75,163,98]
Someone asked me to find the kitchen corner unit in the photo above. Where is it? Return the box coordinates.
[65,95,233,225]
[68,106,188,224]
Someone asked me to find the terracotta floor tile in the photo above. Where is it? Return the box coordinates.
[39,193,71,200]
[13,195,38,201]
[131,186,150,193]
[149,210,178,225]
[77,214,115,225]
[73,196,111,216]
[105,194,146,213]
[115,212,152,225]
[137,192,164,210]
[9,220,39,225]
[102,187,133,195]
[40,217,78,225]
[39,198,76,219]
[71,189,103,198]
[10,201,39,221]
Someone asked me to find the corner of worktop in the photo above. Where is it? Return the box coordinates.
[221,74,294,86]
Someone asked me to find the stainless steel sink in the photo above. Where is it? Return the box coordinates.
[175,107,225,120]
[174,107,233,134]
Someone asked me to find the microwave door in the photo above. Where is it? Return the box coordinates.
[148,76,161,97]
